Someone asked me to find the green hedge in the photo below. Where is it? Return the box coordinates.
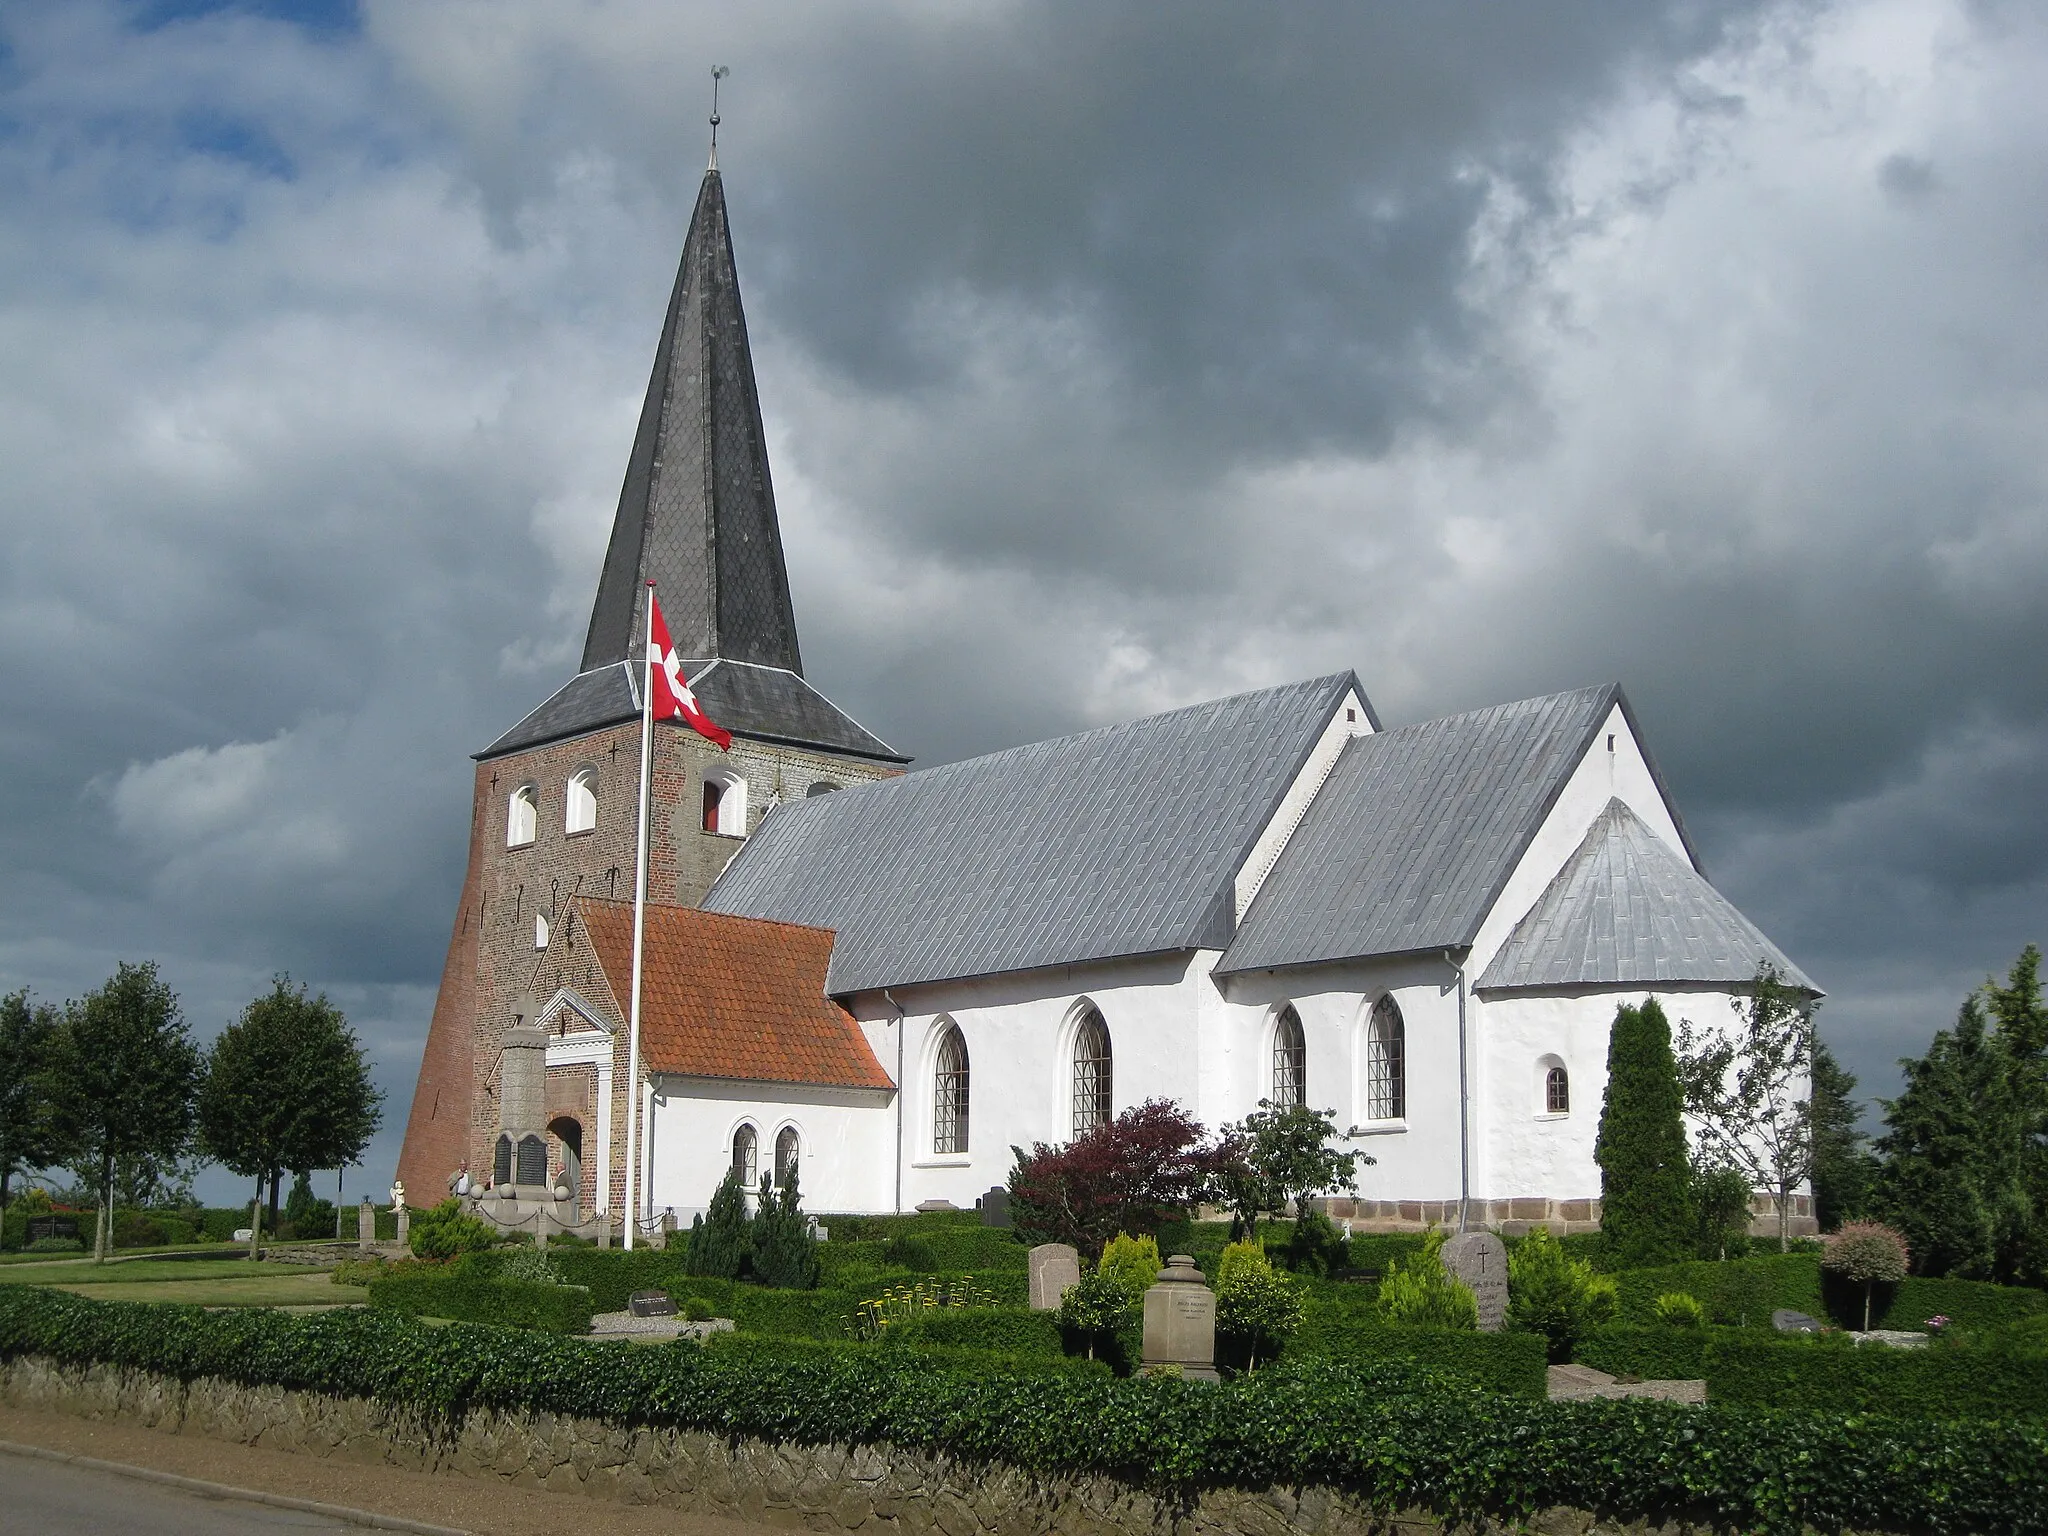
[712,1328,1107,1378]
[4,1289,2044,1534]
[1290,1308,1548,1399]
[1577,1325,2048,1420]
[532,1248,687,1313]
[881,1307,1063,1358]
[1611,1252,2047,1334]
[366,1271,594,1335]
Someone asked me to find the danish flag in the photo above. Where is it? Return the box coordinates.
[646,587,732,750]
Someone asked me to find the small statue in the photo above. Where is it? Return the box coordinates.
[389,1179,406,1212]
[450,1164,472,1197]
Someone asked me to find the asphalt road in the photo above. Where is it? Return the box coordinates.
[0,1449,355,1534]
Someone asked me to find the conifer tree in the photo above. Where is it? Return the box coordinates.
[1980,944,2047,1283]
[1595,998,1694,1266]
[1810,1037,1876,1230]
[687,1166,753,1279]
[750,1168,820,1289]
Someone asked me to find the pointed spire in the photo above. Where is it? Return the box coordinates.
[580,158,803,676]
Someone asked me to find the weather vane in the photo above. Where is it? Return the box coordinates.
[709,65,729,169]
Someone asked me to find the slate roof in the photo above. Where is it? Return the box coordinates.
[477,659,906,763]
[1217,685,1682,974]
[703,673,1362,995]
[581,168,803,675]
[1476,799,1816,993]
[573,898,892,1089]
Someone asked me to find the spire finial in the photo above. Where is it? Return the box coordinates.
[708,64,729,171]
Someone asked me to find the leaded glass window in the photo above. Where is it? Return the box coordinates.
[1546,1065,1570,1115]
[933,1026,969,1154]
[774,1126,799,1186]
[1367,995,1405,1121]
[1071,1009,1112,1139]
[732,1124,757,1187]
[1272,1006,1306,1108]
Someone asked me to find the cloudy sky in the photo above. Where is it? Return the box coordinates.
[2,0,2043,1203]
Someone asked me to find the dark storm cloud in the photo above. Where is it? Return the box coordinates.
[0,0,2042,1193]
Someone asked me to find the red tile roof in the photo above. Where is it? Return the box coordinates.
[572,898,892,1091]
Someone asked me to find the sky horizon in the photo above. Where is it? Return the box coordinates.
[1,0,2043,1208]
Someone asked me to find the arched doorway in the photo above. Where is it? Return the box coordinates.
[548,1116,583,1205]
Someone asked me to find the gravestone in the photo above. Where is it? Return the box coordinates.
[1141,1255,1219,1381]
[1028,1242,1082,1310]
[357,1200,374,1248]
[629,1290,677,1318]
[979,1187,1012,1229]
[1442,1231,1510,1332]
[1772,1309,1821,1334]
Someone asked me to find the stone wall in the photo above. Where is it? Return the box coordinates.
[0,1354,1846,1536]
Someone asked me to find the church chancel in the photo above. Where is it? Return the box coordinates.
[398,153,1818,1241]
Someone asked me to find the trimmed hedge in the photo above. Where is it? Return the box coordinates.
[1577,1325,2048,1420]
[1290,1307,1548,1399]
[1611,1252,2048,1334]
[3,1289,2044,1534]
[881,1307,1064,1359]
[533,1248,687,1313]
[366,1271,594,1335]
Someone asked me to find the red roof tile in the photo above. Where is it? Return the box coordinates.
[572,898,891,1091]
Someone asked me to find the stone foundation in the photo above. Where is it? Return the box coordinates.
[1318,1194,1817,1241]
[0,1355,1871,1536]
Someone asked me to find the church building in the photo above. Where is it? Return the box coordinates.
[398,158,1818,1238]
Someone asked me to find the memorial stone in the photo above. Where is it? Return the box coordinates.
[979,1187,1012,1229]
[1028,1243,1082,1310]
[1141,1255,1219,1380]
[357,1199,374,1248]
[629,1290,677,1318]
[1772,1309,1821,1333]
[1442,1231,1510,1332]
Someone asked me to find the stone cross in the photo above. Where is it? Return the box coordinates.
[1141,1255,1218,1380]
[1442,1231,1510,1332]
[1027,1243,1081,1310]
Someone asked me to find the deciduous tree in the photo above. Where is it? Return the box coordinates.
[40,963,201,1263]
[1214,1102,1369,1239]
[1007,1099,1216,1256]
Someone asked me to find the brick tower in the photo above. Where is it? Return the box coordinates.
[396,164,908,1202]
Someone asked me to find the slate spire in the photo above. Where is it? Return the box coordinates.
[580,168,803,675]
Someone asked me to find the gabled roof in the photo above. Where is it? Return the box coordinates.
[477,659,906,763]
[571,898,892,1090]
[1218,685,1636,975]
[1476,799,1816,993]
[703,673,1364,995]
[581,168,803,676]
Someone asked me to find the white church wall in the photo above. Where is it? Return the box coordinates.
[641,1076,894,1224]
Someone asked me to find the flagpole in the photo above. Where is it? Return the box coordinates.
[622,580,656,1250]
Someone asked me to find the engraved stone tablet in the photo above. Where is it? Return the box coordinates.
[1442,1231,1510,1332]
[1028,1243,1082,1310]
[979,1187,1012,1229]
[1141,1255,1219,1380]
[629,1290,678,1318]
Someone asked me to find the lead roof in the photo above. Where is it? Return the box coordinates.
[580,168,803,676]
[1476,799,1817,993]
[701,673,1361,995]
[1217,684,1654,975]
[478,659,906,763]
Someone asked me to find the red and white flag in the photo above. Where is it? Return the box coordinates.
[646,589,732,750]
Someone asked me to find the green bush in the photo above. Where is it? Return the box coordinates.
[1334,1232,1429,1277]
[1054,1269,1137,1367]
[365,1269,593,1334]
[1098,1233,1162,1302]
[1652,1292,1707,1328]
[26,1236,83,1254]
[750,1171,821,1290]
[1595,998,1695,1266]
[1278,1210,1349,1277]
[545,1248,688,1313]
[686,1169,753,1279]
[1282,1306,1551,1398]
[681,1295,716,1322]
[3,1288,2044,1535]
[1215,1248,1303,1373]
[1577,1325,2048,1420]
[406,1199,498,1262]
[1611,1252,2048,1334]
[1377,1231,1478,1330]
[330,1256,388,1287]
[1508,1229,1618,1362]
[882,1307,1062,1358]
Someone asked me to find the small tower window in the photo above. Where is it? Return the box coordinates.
[933,1024,969,1155]
[507,785,537,847]
[732,1123,758,1188]
[565,769,597,834]
[1367,995,1405,1121]
[1272,1006,1306,1108]
[534,912,550,950]
[701,771,747,835]
[774,1126,799,1188]
[806,781,841,797]
[1071,1008,1112,1139]
[701,780,722,833]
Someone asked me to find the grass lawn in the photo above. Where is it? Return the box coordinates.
[0,1257,285,1285]
[0,1255,363,1308]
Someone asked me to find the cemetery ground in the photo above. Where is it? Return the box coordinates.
[4,1208,2048,1532]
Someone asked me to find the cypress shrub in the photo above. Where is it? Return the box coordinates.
[751,1170,821,1290]
[687,1168,753,1279]
[1596,999,1695,1267]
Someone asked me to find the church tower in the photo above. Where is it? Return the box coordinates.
[396,164,908,1203]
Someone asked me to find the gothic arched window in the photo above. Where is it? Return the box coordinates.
[1367,995,1406,1121]
[1071,1008,1112,1139]
[1272,1006,1306,1108]
[507,785,537,847]
[933,1025,969,1154]
[731,1123,758,1188]
[774,1126,800,1188]
[565,769,597,834]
